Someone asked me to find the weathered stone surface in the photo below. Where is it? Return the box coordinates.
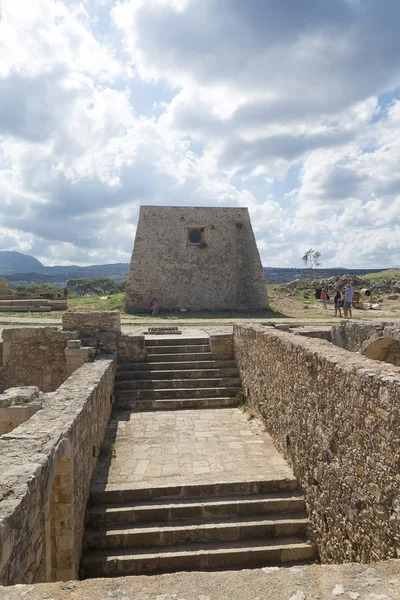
[91,407,295,492]
[331,320,400,367]
[117,334,146,362]
[65,340,94,377]
[124,206,269,312]
[234,324,400,563]
[0,387,42,434]
[2,328,76,392]
[1,560,400,599]
[209,333,234,359]
[0,358,116,586]
[62,311,121,335]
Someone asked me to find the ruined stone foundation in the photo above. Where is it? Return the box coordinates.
[124,206,269,312]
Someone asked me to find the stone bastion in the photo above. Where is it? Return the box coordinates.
[124,206,269,312]
[0,314,399,594]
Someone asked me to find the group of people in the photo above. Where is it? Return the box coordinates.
[320,285,354,318]
[146,297,160,316]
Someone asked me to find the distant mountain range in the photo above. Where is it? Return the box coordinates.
[0,250,393,286]
[0,251,129,284]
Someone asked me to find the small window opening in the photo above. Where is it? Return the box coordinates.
[187,227,205,244]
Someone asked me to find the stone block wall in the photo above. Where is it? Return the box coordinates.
[1,328,75,392]
[62,311,121,355]
[234,324,400,563]
[0,358,116,586]
[0,387,42,434]
[117,334,146,362]
[209,333,234,359]
[331,321,400,367]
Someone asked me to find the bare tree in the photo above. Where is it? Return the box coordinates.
[301,248,322,278]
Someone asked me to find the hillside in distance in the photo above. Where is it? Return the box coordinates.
[0,251,44,274]
[0,251,395,286]
[0,250,129,284]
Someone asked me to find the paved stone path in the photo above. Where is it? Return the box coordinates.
[3,561,400,599]
[91,408,294,493]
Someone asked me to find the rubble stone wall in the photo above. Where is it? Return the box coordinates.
[0,358,115,586]
[1,328,76,392]
[209,333,234,359]
[331,320,400,367]
[234,324,400,563]
[62,311,121,355]
[62,311,121,335]
[117,334,146,362]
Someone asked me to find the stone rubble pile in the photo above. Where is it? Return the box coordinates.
[283,274,400,295]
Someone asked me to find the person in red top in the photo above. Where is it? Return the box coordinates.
[146,298,154,315]
[320,288,328,310]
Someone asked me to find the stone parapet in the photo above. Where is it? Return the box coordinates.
[209,333,234,359]
[234,324,400,563]
[65,340,94,377]
[62,311,121,335]
[117,334,146,362]
[2,327,76,392]
[0,357,116,586]
[0,386,42,435]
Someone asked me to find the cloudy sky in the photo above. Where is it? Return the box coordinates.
[0,0,399,268]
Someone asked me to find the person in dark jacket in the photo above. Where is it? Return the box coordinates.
[334,289,342,318]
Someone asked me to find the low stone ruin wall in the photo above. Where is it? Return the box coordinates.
[1,327,75,392]
[0,387,42,434]
[331,320,400,366]
[0,357,116,586]
[62,311,121,355]
[234,324,400,563]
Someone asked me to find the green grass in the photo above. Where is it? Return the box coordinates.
[68,293,125,312]
[0,311,62,319]
[359,269,400,282]
[294,290,318,304]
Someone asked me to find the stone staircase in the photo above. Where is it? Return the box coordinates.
[114,336,241,410]
[82,480,315,577]
[81,335,316,578]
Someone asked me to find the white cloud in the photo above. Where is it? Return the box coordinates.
[0,0,400,268]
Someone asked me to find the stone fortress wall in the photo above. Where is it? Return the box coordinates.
[0,314,122,586]
[331,320,400,366]
[234,324,400,563]
[0,358,115,585]
[1,314,400,589]
[124,206,269,312]
[0,327,76,393]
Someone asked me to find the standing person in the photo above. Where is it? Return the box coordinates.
[334,289,342,318]
[343,284,354,318]
[320,288,328,310]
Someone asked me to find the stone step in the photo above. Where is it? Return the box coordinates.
[115,396,238,411]
[115,377,241,391]
[116,368,239,381]
[90,479,299,504]
[117,360,237,371]
[114,386,240,400]
[145,352,214,362]
[81,538,316,577]
[86,492,306,527]
[114,397,239,411]
[145,338,209,347]
[146,345,211,355]
[84,514,310,550]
